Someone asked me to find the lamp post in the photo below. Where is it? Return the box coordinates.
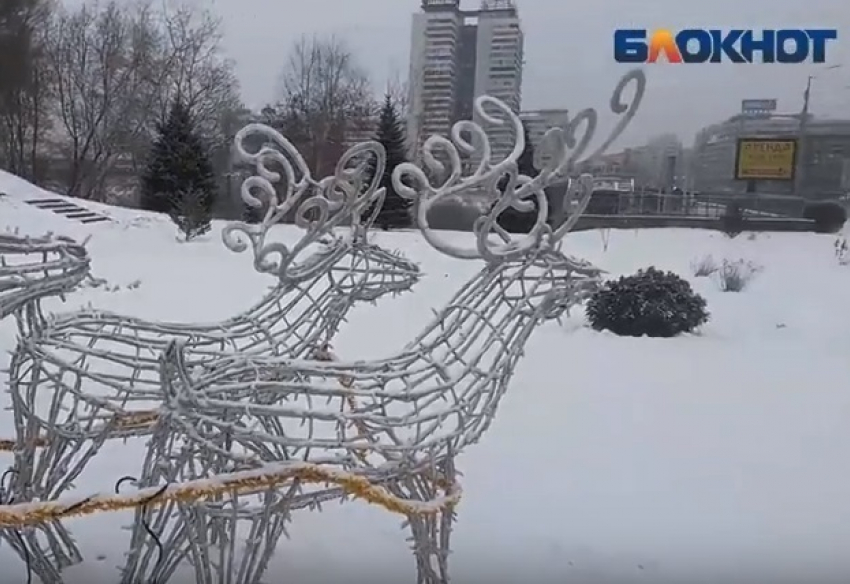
[796,64,842,196]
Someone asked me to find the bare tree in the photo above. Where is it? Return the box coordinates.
[45,1,168,200]
[276,34,373,176]
[149,6,240,150]
[385,68,413,156]
[152,5,242,215]
[385,68,409,119]
[0,0,53,180]
[43,0,240,202]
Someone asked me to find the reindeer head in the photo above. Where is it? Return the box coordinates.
[392,69,647,319]
[0,232,91,320]
[321,191,421,302]
[221,124,420,299]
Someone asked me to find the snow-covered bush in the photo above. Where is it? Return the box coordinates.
[586,267,709,338]
[691,254,718,277]
[715,259,760,292]
[835,236,848,265]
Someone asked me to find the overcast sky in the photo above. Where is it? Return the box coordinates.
[111,0,850,146]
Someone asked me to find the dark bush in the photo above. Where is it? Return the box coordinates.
[427,201,481,232]
[803,201,847,233]
[720,202,745,238]
[586,267,709,338]
[585,189,620,215]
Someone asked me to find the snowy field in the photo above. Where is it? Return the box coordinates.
[2,170,850,583]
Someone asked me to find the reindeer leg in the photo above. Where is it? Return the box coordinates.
[176,483,297,584]
[0,523,81,584]
[391,459,457,584]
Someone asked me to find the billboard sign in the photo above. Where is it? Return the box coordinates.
[734,138,797,180]
[741,99,777,118]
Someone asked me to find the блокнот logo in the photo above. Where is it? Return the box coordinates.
[614,29,837,63]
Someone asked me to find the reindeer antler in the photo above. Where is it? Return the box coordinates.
[392,68,647,264]
[222,124,388,281]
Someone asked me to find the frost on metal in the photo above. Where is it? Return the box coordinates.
[121,69,647,584]
[0,232,90,322]
[1,126,421,582]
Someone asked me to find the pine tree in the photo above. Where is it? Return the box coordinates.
[370,94,412,230]
[141,99,217,238]
[495,123,541,234]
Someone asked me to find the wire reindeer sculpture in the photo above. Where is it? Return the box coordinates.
[1,131,421,582]
[118,68,646,584]
[0,233,89,583]
[0,233,90,322]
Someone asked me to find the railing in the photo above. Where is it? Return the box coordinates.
[579,190,808,219]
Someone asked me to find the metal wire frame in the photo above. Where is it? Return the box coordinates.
[0,232,90,322]
[1,128,422,582]
[120,69,647,584]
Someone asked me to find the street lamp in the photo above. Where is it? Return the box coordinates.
[796,64,843,196]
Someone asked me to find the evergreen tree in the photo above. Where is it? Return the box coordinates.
[141,99,217,238]
[370,94,412,230]
[495,123,541,234]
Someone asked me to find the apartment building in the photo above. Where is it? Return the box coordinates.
[408,0,464,157]
[408,0,524,163]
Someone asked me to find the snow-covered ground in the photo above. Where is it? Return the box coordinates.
[2,171,850,583]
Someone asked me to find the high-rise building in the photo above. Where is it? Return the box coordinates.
[408,0,524,163]
[408,0,463,158]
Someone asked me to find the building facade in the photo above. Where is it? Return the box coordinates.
[408,0,463,158]
[408,0,524,163]
[690,114,850,197]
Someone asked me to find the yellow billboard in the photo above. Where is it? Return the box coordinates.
[735,138,797,181]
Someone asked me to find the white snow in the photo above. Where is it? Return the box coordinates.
[2,171,850,583]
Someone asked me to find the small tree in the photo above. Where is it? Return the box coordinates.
[370,93,412,230]
[169,190,212,240]
[141,99,217,237]
[494,123,540,234]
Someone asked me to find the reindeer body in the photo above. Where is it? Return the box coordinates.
[2,124,421,583]
[119,246,602,583]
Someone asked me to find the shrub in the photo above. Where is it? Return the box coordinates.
[585,189,620,215]
[715,259,760,292]
[836,236,848,265]
[427,201,481,231]
[169,190,212,241]
[691,254,718,277]
[720,202,745,238]
[586,267,709,337]
[803,201,847,233]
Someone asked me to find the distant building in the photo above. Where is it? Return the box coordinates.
[408,0,524,163]
[578,134,685,192]
[690,114,850,197]
[624,134,685,190]
[520,109,569,169]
